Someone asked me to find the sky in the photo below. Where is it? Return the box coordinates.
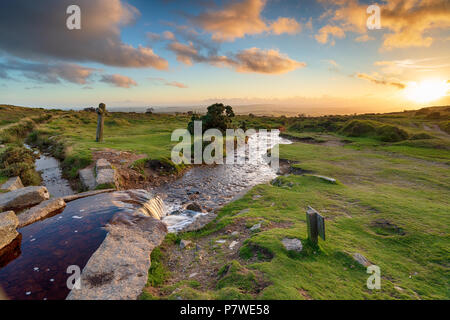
[0,0,449,115]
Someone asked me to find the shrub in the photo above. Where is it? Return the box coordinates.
[0,145,41,185]
[340,120,409,142]
[425,112,442,120]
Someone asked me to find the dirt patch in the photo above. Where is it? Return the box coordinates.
[90,149,183,190]
[143,218,279,299]
[370,219,405,236]
[298,288,312,300]
[278,159,313,175]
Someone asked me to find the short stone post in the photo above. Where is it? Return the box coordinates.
[306,206,325,244]
[96,103,106,142]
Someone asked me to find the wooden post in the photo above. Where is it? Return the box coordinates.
[96,103,106,142]
[306,206,318,244]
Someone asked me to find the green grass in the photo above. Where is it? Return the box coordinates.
[159,127,449,300]
[25,110,191,178]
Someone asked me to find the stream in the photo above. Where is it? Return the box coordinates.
[0,131,291,299]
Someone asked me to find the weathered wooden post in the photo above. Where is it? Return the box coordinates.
[306,206,325,244]
[96,103,106,142]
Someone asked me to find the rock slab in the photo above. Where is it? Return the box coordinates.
[18,198,66,228]
[0,186,50,212]
[0,211,19,250]
[79,168,96,190]
[94,159,118,188]
[0,177,24,192]
[66,213,167,300]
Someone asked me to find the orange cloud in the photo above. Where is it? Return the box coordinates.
[317,0,450,49]
[315,25,345,45]
[149,77,188,88]
[270,17,302,35]
[232,48,305,74]
[100,74,137,88]
[356,72,405,89]
[192,0,301,41]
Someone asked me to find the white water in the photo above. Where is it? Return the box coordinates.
[159,131,292,232]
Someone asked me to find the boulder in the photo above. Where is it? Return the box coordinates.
[18,198,66,228]
[66,212,167,300]
[0,177,24,192]
[249,223,261,232]
[185,202,203,212]
[180,240,192,249]
[62,189,115,203]
[0,211,19,250]
[352,252,371,267]
[182,213,217,232]
[79,168,96,190]
[95,169,118,187]
[0,186,50,212]
[95,159,112,172]
[282,238,303,252]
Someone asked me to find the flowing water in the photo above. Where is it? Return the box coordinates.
[0,190,159,300]
[0,132,290,299]
[24,144,74,198]
[159,131,292,232]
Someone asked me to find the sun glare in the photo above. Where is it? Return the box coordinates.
[404,79,449,104]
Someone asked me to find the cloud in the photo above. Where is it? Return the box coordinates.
[0,0,168,69]
[167,40,305,74]
[270,17,302,35]
[149,77,188,88]
[316,0,450,49]
[355,34,375,42]
[0,60,96,84]
[315,25,345,45]
[355,72,405,89]
[231,48,305,74]
[191,0,301,41]
[168,41,202,66]
[374,58,450,75]
[100,74,137,88]
[324,59,340,72]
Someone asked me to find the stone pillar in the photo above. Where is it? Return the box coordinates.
[96,103,106,142]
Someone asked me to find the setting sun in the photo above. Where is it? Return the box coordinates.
[404,79,449,103]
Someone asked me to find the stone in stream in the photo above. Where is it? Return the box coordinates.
[95,169,118,187]
[282,238,303,252]
[96,159,112,172]
[0,177,24,192]
[95,159,118,188]
[0,186,50,212]
[185,202,203,212]
[79,168,96,190]
[17,198,66,228]
[62,189,115,203]
[66,213,167,300]
[0,211,19,250]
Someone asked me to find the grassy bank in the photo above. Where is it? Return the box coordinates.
[141,107,449,300]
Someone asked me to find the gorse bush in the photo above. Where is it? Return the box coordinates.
[340,119,409,142]
[0,145,41,185]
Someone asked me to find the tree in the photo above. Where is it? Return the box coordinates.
[187,103,235,134]
[146,107,154,114]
